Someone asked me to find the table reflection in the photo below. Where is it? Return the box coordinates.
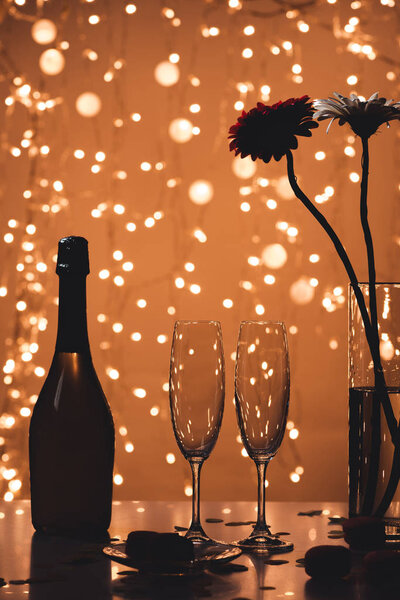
[29,532,111,600]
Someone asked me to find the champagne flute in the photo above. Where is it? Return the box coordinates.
[234,321,293,554]
[169,320,225,546]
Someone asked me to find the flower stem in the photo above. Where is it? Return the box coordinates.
[286,152,358,286]
[361,391,381,515]
[374,440,400,517]
[358,138,383,378]
[358,137,400,517]
[359,136,381,514]
[360,138,379,355]
[285,150,398,444]
[285,152,368,339]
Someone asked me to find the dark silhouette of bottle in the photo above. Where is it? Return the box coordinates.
[29,236,115,538]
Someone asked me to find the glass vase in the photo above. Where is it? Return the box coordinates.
[348,283,400,523]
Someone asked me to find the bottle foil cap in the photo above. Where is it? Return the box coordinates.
[56,236,90,275]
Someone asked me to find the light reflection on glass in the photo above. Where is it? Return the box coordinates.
[170,321,225,459]
[235,322,290,459]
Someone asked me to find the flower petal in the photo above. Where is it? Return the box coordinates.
[227,95,317,162]
[326,117,336,133]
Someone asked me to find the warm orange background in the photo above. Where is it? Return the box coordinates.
[0,1,399,503]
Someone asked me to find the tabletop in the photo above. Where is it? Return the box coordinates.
[0,500,395,599]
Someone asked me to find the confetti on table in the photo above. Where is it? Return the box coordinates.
[225,521,257,526]
[328,516,346,524]
[298,510,323,517]
[328,531,345,539]
[264,559,289,565]
[205,518,224,523]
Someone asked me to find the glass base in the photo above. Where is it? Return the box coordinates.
[232,533,294,555]
[185,527,228,549]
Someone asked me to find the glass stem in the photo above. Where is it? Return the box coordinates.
[188,458,205,535]
[254,459,269,533]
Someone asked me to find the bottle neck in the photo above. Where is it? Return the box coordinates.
[55,274,90,354]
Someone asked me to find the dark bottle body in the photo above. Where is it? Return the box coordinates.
[29,238,115,537]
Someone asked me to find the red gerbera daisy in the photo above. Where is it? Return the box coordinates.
[228,95,318,163]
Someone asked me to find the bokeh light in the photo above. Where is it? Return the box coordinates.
[31,19,57,45]
[154,61,180,86]
[75,92,102,117]
[0,0,398,506]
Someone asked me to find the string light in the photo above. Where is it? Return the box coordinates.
[154,61,179,86]
[232,155,256,179]
[297,21,310,33]
[88,15,100,25]
[344,146,356,157]
[76,92,102,117]
[189,180,213,205]
[243,25,255,35]
[39,49,65,76]
[261,244,288,269]
[1,0,398,504]
[31,19,57,45]
[290,278,315,305]
[349,172,360,182]
[264,275,275,285]
[169,53,180,64]
[242,48,253,59]
[166,453,176,464]
[169,118,193,143]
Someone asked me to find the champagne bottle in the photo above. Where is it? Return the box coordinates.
[29,236,115,537]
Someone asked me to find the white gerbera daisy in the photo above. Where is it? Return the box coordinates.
[313,92,400,138]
